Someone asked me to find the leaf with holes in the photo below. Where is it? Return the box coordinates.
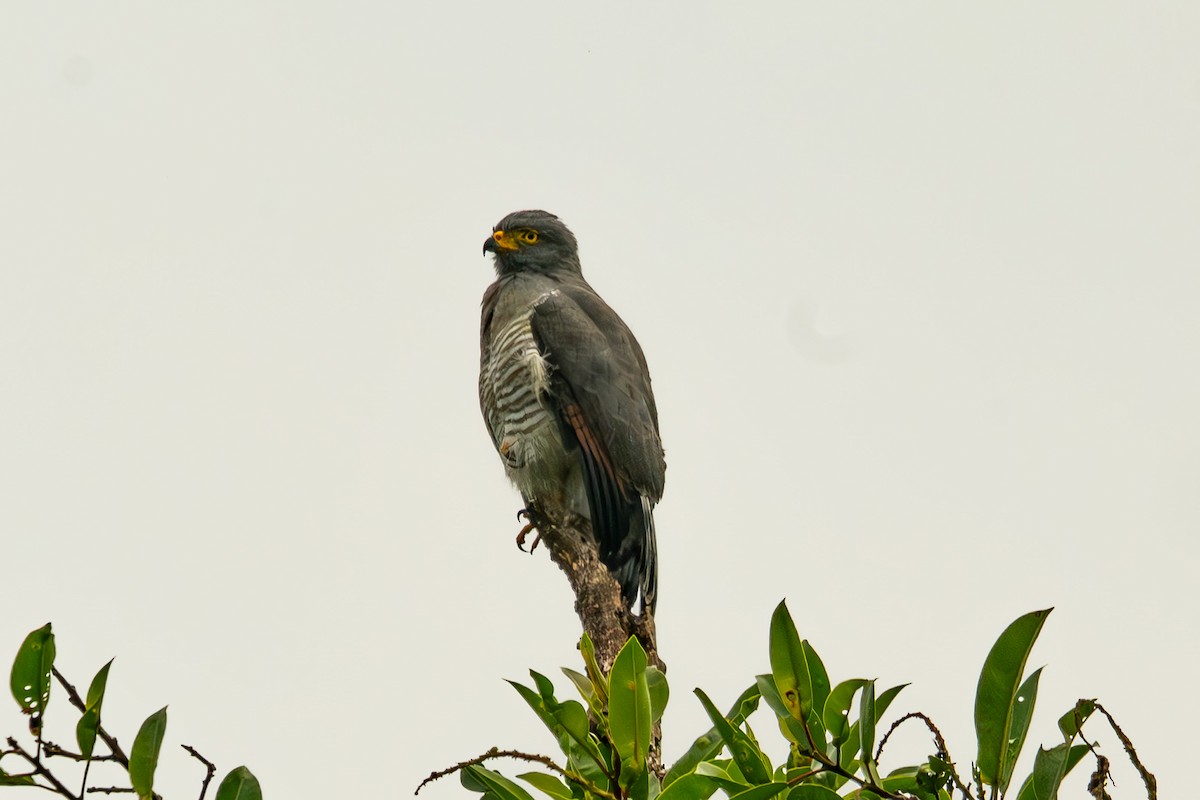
[755,675,809,749]
[769,601,812,719]
[10,623,55,736]
[838,683,907,777]
[974,609,1052,789]
[1057,699,1095,739]
[823,679,867,750]
[1000,667,1043,792]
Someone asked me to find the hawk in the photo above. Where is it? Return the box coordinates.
[479,210,666,614]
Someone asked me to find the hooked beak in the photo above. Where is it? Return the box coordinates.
[483,229,519,255]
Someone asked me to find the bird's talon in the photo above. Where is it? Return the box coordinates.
[515,522,541,553]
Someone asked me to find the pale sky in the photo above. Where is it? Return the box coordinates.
[2,4,1196,799]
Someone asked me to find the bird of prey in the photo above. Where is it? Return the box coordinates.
[479,210,666,614]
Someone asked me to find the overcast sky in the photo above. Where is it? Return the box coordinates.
[2,3,1196,799]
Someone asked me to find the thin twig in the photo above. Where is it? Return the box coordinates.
[875,711,974,800]
[181,744,217,800]
[86,788,135,795]
[52,669,129,768]
[1093,702,1156,800]
[6,737,80,799]
[415,747,612,798]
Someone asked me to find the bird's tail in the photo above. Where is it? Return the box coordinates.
[607,496,657,616]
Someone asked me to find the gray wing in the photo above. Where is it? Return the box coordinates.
[530,280,665,609]
[530,281,665,498]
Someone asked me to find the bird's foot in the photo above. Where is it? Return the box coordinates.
[516,508,543,553]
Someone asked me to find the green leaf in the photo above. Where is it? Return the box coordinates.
[837,682,908,776]
[694,688,772,785]
[531,670,557,700]
[874,683,907,721]
[755,674,788,719]
[129,706,168,800]
[518,771,574,800]
[664,684,760,788]
[76,659,113,760]
[805,713,828,762]
[756,676,808,749]
[727,782,789,800]
[10,623,55,735]
[1057,699,1095,739]
[1021,742,1088,800]
[0,765,37,786]
[465,765,538,800]
[508,679,605,773]
[974,608,1052,789]
[787,786,842,800]
[859,680,881,783]
[609,636,652,783]
[214,766,263,800]
[801,642,831,716]
[579,633,608,705]
[822,679,867,748]
[657,773,718,800]
[694,761,746,794]
[646,666,669,723]
[1000,667,1043,791]
[769,601,812,719]
[561,666,597,701]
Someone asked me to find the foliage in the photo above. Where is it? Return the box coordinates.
[1,623,261,799]
[425,603,1154,800]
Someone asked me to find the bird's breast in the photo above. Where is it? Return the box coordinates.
[481,306,564,470]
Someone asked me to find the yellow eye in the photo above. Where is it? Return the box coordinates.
[518,229,539,244]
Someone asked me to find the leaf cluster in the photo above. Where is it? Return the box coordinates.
[440,603,1147,800]
[1,623,263,800]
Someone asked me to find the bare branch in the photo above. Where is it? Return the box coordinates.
[6,737,80,799]
[51,669,129,769]
[1093,702,1156,800]
[181,744,217,800]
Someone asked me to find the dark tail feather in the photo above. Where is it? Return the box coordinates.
[607,496,657,615]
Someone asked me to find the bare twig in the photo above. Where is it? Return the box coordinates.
[1093,702,1156,800]
[52,669,129,769]
[86,788,135,795]
[875,711,974,800]
[6,737,80,799]
[181,744,217,800]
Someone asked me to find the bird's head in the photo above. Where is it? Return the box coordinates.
[483,210,581,277]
